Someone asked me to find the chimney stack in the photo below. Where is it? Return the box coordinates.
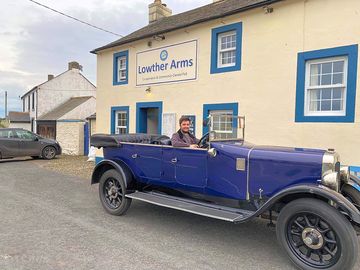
[68,61,83,71]
[149,0,172,24]
[48,74,54,81]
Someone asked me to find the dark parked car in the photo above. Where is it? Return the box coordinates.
[91,115,360,270]
[0,128,61,160]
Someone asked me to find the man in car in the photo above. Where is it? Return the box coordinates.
[171,116,199,148]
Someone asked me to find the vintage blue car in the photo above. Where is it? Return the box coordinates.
[91,115,360,270]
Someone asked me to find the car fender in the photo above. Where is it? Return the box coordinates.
[91,159,133,188]
[250,184,360,225]
[349,174,360,191]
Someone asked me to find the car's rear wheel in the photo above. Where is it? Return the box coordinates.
[42,146,56,160]
[99,169,132,216]
[276,198,358,270]
[342,184,360,208]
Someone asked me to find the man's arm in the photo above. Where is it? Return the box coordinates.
[171,133,190,147]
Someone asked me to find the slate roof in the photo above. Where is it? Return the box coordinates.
[38,96,93,121]
[91,0,281,53]
[8,111,30,123]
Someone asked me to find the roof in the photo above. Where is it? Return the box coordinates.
[38,96,93,121]
[91,0,282,53]
[8,111,30,123]
[21,69,96,99]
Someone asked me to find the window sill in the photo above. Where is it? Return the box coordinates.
[295,115,354,123]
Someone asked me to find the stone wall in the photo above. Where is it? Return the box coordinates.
[56,121,84,155]
[8,122,31,130]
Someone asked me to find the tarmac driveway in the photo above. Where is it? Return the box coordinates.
[0,158,359,270]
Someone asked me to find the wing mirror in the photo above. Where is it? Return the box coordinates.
[207,148,217,158]
[34,136,39,141]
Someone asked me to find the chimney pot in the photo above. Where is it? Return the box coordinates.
[68,61,83,71]
[149,0,172,24]
[48,74,54,81]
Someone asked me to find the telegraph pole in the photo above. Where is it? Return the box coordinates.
[5,91,7,117]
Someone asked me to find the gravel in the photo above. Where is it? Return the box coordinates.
[34,155,95,180]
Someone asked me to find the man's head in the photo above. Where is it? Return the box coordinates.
[179,116,191,133]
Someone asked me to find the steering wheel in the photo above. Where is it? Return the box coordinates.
[198,132,209,148]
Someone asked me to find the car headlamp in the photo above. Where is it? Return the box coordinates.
[321,151,340,192]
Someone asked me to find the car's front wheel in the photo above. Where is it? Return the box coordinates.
[99,169,132,216]
[276,198,358,270]
[42,146,56,160]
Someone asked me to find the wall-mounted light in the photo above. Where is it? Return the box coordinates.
[145,86,152,94]
[263,6,274,14]
[147,40,152,47]
[153,34,165,41]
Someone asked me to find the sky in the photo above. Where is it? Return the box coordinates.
[0,0,210,117]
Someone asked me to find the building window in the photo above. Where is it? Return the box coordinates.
[28,96,30,111]
[210,110,233,139]
[218,31,237,68]
[305,57,347,116]
[113,50,129,85]
[115,111,128,134]
[211,22,242,74]
[111,106,129,134]
[295,45,358,122]
[23,99,25,112]
[203,103,238,135]
[32,92,35,111]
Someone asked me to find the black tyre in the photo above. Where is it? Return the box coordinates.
[342,184,360,207]
[42,146,56,160]
[276,198,358,270]
[99,169,132,216]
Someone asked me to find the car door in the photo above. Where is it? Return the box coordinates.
[135,145,163,184]
[0,130,20,158]
[162,147,207,192]
[15,130,41,156]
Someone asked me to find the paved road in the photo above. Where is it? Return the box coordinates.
[0,158,359,270]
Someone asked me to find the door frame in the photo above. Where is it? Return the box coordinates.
[136,101,163,134]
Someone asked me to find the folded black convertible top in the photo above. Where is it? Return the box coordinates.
[91,134,170,148]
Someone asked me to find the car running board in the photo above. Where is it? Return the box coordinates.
[125,191,255,223]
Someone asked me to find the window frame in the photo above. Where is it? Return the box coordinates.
[217,31,237,68]
[295,45,358,123]
[211,22,242,74]
[115,110,128,134]
[203,103,238,135]
[113,50,129,85]
[111,106,129,134]
[304,56,348,117]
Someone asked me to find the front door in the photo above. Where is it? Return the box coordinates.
[162,147,207,193]
[136,102,162,134]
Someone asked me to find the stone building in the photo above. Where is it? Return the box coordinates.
[21,61,96,135]
[21,61,96,155]
[7,112,30,130]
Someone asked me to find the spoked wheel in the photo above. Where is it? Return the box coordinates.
[42,146,56,160]
[99,169,131,216]
[277,198,358,270]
